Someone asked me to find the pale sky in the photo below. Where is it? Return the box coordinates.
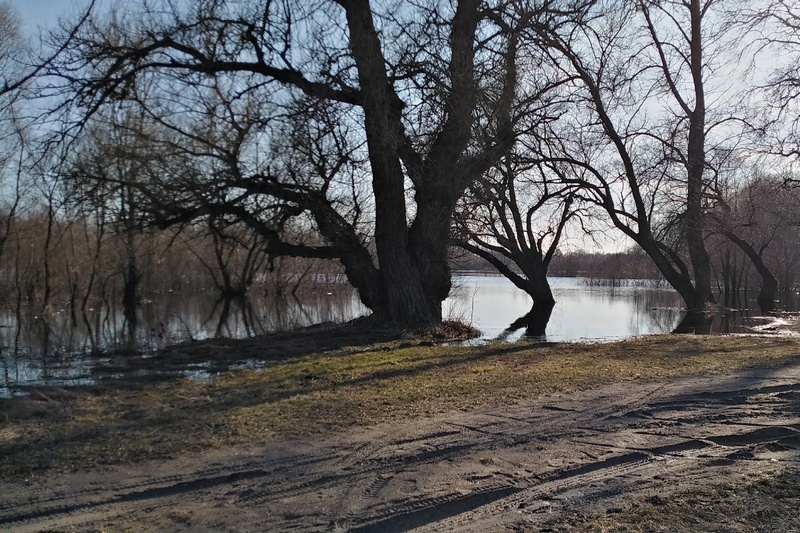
[8,0,94,36]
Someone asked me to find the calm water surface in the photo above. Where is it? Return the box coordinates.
[1,274,794,395]
[446,275,685,342]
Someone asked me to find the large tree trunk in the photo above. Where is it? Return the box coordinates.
[685,0,714,308]
[408,190,460,323]
[341,0,484,326]
[342,0,435,325]
[404,0,483,323]
[517,257,556,306]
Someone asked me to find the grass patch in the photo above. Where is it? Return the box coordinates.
[1,333,799,479]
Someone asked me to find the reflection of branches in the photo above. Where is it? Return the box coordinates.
[80,309,99,354]
[630,291,684,334]
[289,260,318,296]
[212,297,233,338]
[289,293,315,328]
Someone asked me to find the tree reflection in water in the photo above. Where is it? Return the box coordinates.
[500,303,555,341]
[447,275,795,343]
[1,275,798,394]
[0,287,366,395]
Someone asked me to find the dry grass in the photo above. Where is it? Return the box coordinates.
[1,332,799,480]
[568,468,800,532]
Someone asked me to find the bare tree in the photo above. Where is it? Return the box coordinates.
[64,104,168,312]
[528,0,750,330]
[453,152,583,335]
[0,5,37,309]
[185,216,270,299]
[0,0,99,322]
[710,173,800,312]
[747,0,800,167]
[1,1,94,100]
[54,0,585,327]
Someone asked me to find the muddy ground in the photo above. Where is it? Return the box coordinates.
[2,360,800,532]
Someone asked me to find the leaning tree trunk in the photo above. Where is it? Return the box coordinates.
[637,236,714,333]
[455,239,555,306]
[723,231,779,314]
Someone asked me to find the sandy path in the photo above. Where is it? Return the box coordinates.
[2,362,800,532]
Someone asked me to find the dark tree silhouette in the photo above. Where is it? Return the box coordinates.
[528,0,748,330]
[454,152,583,337]
[710,174,800,313]
[55,0,582,326]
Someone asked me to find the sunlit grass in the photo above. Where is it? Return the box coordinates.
[1,333,799,479]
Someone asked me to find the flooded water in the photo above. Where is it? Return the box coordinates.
[1,274,797,395]
[446,275,686,342]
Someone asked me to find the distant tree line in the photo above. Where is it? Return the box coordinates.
[548,251,666,282]
[0,206,344,311]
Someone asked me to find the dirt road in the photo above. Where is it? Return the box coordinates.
[2,362,800,532]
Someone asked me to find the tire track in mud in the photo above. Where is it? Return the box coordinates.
[346,443,708,532]
[0,384,671,531]
[0,445,346,530]
[330,384,679,528]
[346,378,800,532]
[0,428,491,530]
[342,383,767,530]
[3,371,800,532]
